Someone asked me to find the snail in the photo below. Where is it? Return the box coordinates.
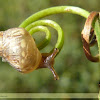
[0,28,59,80]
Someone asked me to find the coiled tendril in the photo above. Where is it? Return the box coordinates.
[19,6,100,62]
[81,11,100,62]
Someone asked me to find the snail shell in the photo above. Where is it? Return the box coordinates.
[0,28,42,73]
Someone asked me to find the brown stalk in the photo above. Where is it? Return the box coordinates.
[81,12,99,62]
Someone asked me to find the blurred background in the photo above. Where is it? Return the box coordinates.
[0,0,100,98]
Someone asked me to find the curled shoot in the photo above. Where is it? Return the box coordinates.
[19,6,89,53]
[19,6,100,62]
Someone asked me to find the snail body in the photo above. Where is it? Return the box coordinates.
[0,28,59,80]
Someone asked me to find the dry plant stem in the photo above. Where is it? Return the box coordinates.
[89,28,97,46]
[81,12,99,62]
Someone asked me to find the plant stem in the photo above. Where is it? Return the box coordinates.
[19,6,89,28]
[26,20,64,52]
[29,26,51,50]
[19,6,90,52]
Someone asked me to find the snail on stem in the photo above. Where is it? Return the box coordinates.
[0,6,99,80]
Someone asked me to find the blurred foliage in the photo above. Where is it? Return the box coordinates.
[0,0,100,99]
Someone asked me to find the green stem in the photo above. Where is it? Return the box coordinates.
[19,6,89,28]
[26,20,64,52]
[19,6,90,53]
[29,26,51,50]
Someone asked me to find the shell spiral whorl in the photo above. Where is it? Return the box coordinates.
[1,28,42,73]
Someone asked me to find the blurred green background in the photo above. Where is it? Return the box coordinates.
[0,0,99,96]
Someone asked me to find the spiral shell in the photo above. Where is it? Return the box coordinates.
[0,28,42,73]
